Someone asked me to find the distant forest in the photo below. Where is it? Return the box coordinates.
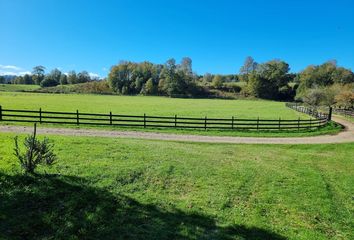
[1,57,353,107]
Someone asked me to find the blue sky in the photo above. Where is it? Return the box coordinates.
[0,0,353,77]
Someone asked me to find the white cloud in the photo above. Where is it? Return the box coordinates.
[0,70,31,76]
[0,71,18,76]
[0,64,30,76]
[19,71,31,75]
[89,72,100,78]
[0,65,22,71]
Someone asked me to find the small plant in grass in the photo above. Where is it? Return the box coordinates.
[13,123,56,174]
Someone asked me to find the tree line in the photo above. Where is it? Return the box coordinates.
[108,57,354,103]
[238,57,354,107]
[6,66,98,87]
[2,57,353,107]
[108,58,204,97]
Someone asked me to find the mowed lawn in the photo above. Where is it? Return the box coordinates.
[0,133,353,240]
[0,92,309,119]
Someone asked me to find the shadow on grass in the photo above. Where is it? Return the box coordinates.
[0,173,287,240]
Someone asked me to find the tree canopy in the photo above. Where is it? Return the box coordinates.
[4,57,354,105]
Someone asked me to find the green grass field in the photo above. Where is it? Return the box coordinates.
[0,132,353,239]
[0,92,308,119]
[0,92,342,137]
[0,84,40,92]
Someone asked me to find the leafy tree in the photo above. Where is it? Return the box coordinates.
[158,78,166,93]
[0,76,5,84]
[332,67,354,84]
[296,61,354,95]
[321,85,341,107]
[141,78,156,95]
[11,74,33,85]
[300,85,343,108]
[180,57,193,75]
[247,60,291,99]
[23,74,33,84]
[108,58,200,96]
[77,71,91,83]
[12,76,25,84]
[247,73,276,98]
[301,87,325,108]
[40,75,59,87]
[159,59,178,95]
[202,73,213,83]
[239,56,258,82]
[48,69,62,84]
[212,75,223,89]
[67,71,77,84]
[60,74,68,85]
[32,66,46,85]
[159,59,198,96]
[108,61,134,94]
[335,88,354,108]
[121,85,129,95]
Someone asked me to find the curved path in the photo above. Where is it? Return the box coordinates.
[0,116,353,144]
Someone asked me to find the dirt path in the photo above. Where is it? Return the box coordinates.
[0,116,353,144]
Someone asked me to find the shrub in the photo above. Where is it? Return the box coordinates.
[223,83,242,93]
[13,124,56,174]
[335,84,354,108]
[40,77,59,87]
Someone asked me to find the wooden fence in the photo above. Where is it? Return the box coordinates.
[0,105,329,131]
[285,103,331,120]
[333,107,354,118]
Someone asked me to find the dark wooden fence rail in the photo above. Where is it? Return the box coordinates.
[285,103,331,120]
[333,107,354,118]
[0,105,329,131]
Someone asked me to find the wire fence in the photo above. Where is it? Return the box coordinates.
[0,105,329,131]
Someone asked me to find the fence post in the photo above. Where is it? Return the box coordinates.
[327,107,332,121]
[76,110,79,125]
[309,118,312,129]
[144,113,146,128]
[278,117,281,130]
[257,117,259,131]
[110,111,112,125]
[204,116,207,130]
[39,108,42,124]
[231,116,234,130]
[175,115,177,128]
[298,117,300,131]
[0,105,2,121]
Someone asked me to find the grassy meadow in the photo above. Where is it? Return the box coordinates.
[0,92,343,137]
[0,132,353,239]
[0,84,40,92]
[0,92,308,119]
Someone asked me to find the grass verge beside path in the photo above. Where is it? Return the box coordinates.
[0,133,353,239]
[0,120,342,137]
[333,114,354,123]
